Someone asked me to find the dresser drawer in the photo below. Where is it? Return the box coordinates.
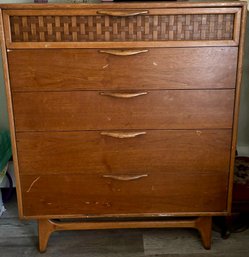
[16,130,231,175]
[21,171,228,217]
[13,90,235,131]
[8,47,237,91]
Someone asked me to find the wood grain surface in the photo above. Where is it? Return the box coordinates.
[1,1,247,251]
[8,11,235,43]
[2,6,242,48]
[8,48,237,91]
[16,130,231,175]
[13,90,235,131]
[21,171,228,217]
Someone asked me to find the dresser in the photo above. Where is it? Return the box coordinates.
[0,0,247,252]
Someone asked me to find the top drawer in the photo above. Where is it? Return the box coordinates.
[3,7,241,48]
[8,47,238,91]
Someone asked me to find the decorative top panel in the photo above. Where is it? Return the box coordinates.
[10,13,235,42]
[2,7,242,48]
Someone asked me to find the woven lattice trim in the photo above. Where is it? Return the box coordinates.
[10,14,235,42]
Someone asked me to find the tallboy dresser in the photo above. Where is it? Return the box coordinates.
[0,0,247,252]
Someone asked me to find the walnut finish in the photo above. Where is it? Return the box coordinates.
[8,48,238,91]
[9,11,235,43]
[21,172,228,217]
[0,0,247,252]
[2,6,242,48]
[13,90,235,131]
[16,130,231,175]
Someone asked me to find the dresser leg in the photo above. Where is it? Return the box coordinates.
[37,217,212,251]
[38,219,54,253]
[195,216,212,250]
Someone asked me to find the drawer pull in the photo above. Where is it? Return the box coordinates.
[96,10,149,17]
[100,131,146,139]
[99,49,148,56]
[100,92,148,98]
[103,174,148,181]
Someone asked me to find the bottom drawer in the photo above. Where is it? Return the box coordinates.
[21,171,228,217]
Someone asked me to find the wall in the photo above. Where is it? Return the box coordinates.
[0,1,33,130]
[0,0,248,154]
[238,15,249,156]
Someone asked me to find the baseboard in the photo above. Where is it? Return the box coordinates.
[237,145,249,157]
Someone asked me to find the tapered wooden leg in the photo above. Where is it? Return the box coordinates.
[195,217,212,250]
[38,219,55,253]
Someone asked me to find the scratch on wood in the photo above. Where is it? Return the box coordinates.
[26,176,40,193]
[102,64,109,69]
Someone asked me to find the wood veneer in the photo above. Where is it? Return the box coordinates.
[16,130,231,175]
[0,0,247,252]
[13,90,235,131]
[21,172,228,216]
[8,48,238,91]
[9,11,235,42]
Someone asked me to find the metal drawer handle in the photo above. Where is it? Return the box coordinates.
[100,131,146,139]
[99,49,148,56]
[100,92,148,98]
[96,10,149,17]
[103,174,148,181]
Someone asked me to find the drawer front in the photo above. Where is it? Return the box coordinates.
[8,48,238,91]
[3,7,241,48]
[13,90,235,131]
[21,172,228,217]
[16,130,231,175]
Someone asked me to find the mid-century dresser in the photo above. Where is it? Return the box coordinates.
[0,0,247,252]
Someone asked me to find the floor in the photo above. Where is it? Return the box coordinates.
[1,194,249,257]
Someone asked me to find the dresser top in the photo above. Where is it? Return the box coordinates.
[0,0,246,10]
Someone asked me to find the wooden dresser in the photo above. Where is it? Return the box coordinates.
[0,0,247,252]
